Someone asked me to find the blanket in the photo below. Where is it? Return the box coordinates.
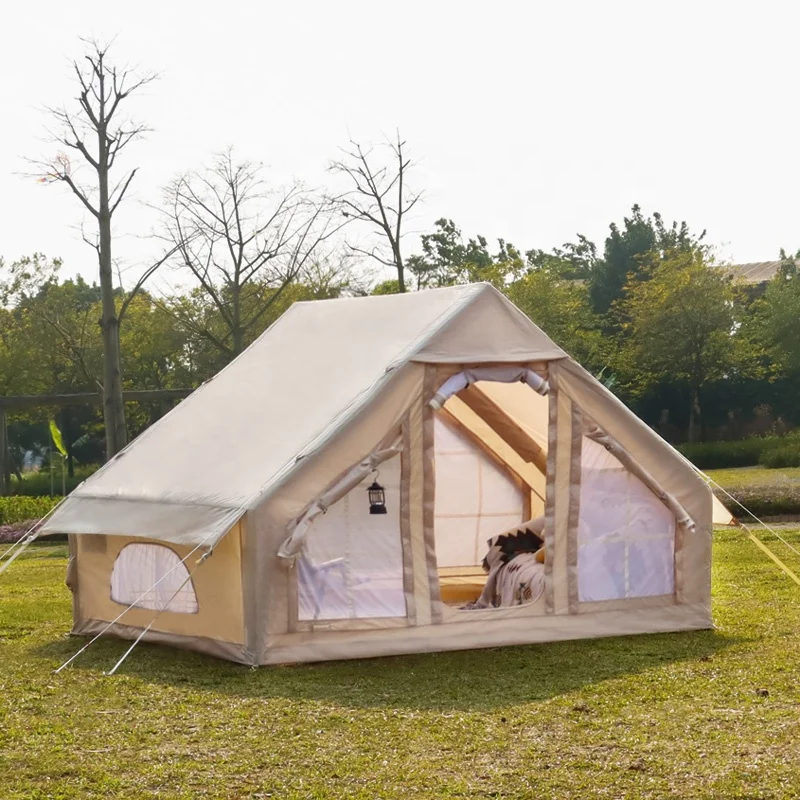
[465,520,546,609]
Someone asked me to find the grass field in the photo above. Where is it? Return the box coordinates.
[706,467,800,518]
[706,466,800,490]
[2,531,800,799]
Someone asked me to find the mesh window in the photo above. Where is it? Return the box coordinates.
[298,453,406,621]
[110,543,198,614]
[577,436,675,602]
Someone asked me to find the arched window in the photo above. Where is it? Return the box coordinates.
[110,543,199,614]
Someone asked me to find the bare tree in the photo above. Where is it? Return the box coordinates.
[159,150,344,358]
[31,39,156,458]
[329,132,422,293]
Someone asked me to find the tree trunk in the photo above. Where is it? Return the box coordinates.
[688,388,702,443]
[394,244,406,293]
[0,408,8,496]
[232,326,244,357]
[97,125,128,460]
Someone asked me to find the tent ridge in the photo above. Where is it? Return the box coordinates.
[387,283,486,369]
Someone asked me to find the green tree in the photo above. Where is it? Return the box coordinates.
[506,264,606,372]
[613,248,740,442]
[751,248,800,374]
[406,218,525,289]
[0,255,106,476]
[582,205,706,315]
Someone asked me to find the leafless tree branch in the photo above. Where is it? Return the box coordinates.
[329,131,422,292]
[157,149,346,357]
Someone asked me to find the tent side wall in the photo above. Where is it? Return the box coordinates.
[554,359,713,612]
[68,522,250,664]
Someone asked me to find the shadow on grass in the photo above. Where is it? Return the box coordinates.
[34,627,743,711]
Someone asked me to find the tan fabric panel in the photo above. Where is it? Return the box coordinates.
[556,359,713,607]
[66,534,79,623]
[440,395,546,508]
[400,414,418,624]
[74,524,245,645]
[475,379,550,451]
[296,617,410,633]
[577,594,676,614]
[44,496,242,548]
[566,403,583,614]
[72,618,250,664]
[459,385,547,471]
[543,378,558,614]
[240,511,262,661]
[409,393,433,626]
[422,366,443,622]
[413,285,566,363]
[552,388,573,614]
[713,495,736,526]
[259,602,711,664]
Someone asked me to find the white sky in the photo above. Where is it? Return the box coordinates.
[2,0,799,286]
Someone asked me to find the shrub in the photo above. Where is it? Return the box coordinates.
[0,496,61,526]
[757,432,800,468]
[759,446,800,469]
[678,438,782,470]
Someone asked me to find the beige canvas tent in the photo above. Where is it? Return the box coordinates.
[42,283,730,666]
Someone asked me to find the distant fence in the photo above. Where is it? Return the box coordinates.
[0,389,195,496]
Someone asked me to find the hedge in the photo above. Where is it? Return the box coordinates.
[678,437,783,470]
[713,485,800,519]
[758,433,800,468]
[0,496,61,526]
[679,436,800,470]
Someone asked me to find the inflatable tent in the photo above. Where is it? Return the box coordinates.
[42,283,727,665]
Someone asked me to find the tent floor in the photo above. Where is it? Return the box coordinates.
[438,566,487,606]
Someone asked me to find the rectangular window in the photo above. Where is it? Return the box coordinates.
[577,436,675,602]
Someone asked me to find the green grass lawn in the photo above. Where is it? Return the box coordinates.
[2,532,800,799]
[706,466,800,490]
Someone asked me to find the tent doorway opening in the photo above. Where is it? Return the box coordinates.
[432,375,549,611]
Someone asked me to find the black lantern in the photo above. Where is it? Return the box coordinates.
[367,479,387,514]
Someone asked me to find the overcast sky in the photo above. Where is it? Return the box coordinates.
[2,0,798,286]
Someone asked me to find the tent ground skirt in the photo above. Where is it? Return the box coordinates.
[257,602,712,665]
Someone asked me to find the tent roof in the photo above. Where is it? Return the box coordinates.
[41,283,566,545]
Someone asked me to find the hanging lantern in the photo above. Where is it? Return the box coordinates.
[367,479,387,514]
